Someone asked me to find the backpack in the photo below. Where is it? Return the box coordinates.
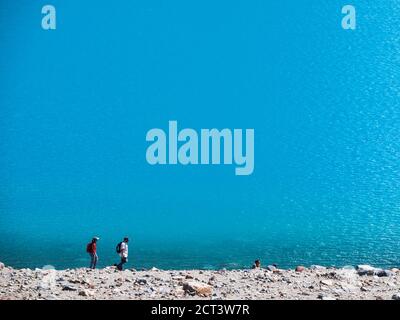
[116,242,122,254]
[86,243,93,253]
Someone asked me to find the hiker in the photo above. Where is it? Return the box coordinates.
[252,259,261,269]
[115,237,129,271]
[86,237,99,269]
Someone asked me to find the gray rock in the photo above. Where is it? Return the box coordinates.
[40,294,59,300]
[375,270,393,277]
[320,280,334,286]
[356,265,378,276]
[78,289,94,297]
[391,293,400,300]
[310,265,326,270]
[266,265,277,272]
[0,262,5,270]
[172,275,185,282]
[318,293,336,300]
[135,279,147,285]
[62,285,78,291]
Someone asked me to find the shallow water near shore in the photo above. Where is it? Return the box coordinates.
[1,1,400,270]
[1,232,399,270]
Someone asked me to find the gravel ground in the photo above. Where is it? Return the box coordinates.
[1,262,400,300]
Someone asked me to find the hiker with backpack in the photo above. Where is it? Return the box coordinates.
[86,237,99,269]
[115,237,129,271]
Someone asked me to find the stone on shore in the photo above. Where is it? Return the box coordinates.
[375,270,393,277]
[356,265,379,276]
[135,278,147,285]
[266,265,277,272]
[79,289,94,297]
[310,265,326,270]
[320,280,334,286]
[62,285,78,291]
[295,266,305,272]
[392,293,400,300]
[183,281,213,297]
[318,294,336,300]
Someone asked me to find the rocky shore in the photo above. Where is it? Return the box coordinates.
[1,261,400,300]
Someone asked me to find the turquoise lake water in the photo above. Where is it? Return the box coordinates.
[1,0,400,270]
